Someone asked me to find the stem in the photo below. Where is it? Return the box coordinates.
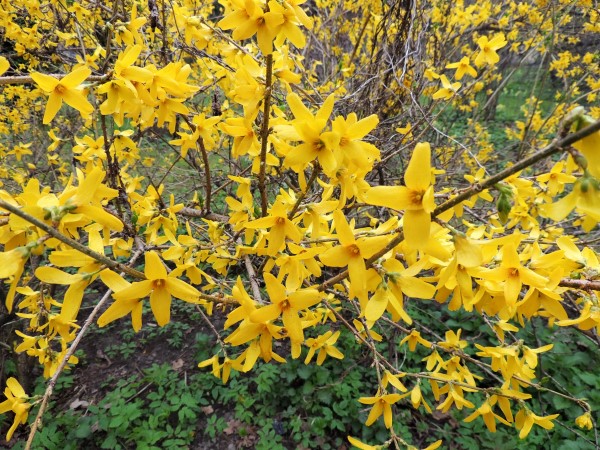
[0,75,108,86]
[433,118,600,216]
[258,54,274,217]
[198,137,212,213]
[24,245,146,450]
[288,164,321,220]
[0,199,145,279]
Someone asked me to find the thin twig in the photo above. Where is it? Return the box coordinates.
[258,54,274,217]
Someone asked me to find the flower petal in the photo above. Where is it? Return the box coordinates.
[150,286,171,326]
[144,251,168,280]
[405,142,431,190]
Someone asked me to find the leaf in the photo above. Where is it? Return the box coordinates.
[75,423,92,439]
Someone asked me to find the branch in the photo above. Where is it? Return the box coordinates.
[258,54,274,217]
[23,244,146,450]
[197,137,212,214]
[559,278,600,291]
[0,199,145,279]
[433,118,600,216]
[0,74,108,86]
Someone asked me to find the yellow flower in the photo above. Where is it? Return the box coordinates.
[575,411,593,430]
[250,273,321,344]
[218,0,285,55]
[474,33,507,67]
[438,329,467,350]
[304,330,344,365]
[359,392,405,428]
[283,93,340,176]
[244,200,302,255]
[365,142,435,249]
[0,378,30,441]
[319,210,389,302]
[400,329,431,352]
[464,399,510,432]
[515,408,559,439]
[478,242,547,309]
[100,251,201,328]
[432,75,461,100]
[30,66,93,124]
[445,56,477,80]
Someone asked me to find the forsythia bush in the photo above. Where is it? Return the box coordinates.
[0,0,599,447]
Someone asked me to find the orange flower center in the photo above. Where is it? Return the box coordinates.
[55,84,66,95]
[347,244,361,256]
[313,139,325,152]
[152,279,165,289]
[410,189,424,206]
[508,268,519,278]
[275,217,286,225]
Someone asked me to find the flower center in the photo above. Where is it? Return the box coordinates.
[410,189,424,206]
[347,244,360,256]
[313,139,325,152]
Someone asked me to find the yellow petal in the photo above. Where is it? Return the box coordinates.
[6,378,26,398]
[405,142,431,191]
[403,209,430,249]
[282,308,303,342]
[30,72,59,92]
[35,266,79,284]
[166,277,200,302]
[43,92,63,124]
[145,251,168,280]
[319,245,349,268]
[99,270,131,291]
[365,288,389,322]
[62,89,94,117]
[97,298,139,327]
[264,272,286,302]
[251,303,282,324]
[364,185,412,210]
[61,281,87,320]
[150,286,171,326]
[333,210,355,246]
[0,56,9,76]
[76,205,124,231]
[113,280,153,301]
[60,66,91,89]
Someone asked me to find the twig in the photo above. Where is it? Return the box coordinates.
[258,54,274,217]
[24,244,146,449]
[0,199,145,279]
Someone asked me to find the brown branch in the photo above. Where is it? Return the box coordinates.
[0,199,145,279]
[0,74,108,86]
[559,278,600,291]
[433,118,600,216]
[24,244,146,450]
[258,54,274,217]
[197,137,212,213]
